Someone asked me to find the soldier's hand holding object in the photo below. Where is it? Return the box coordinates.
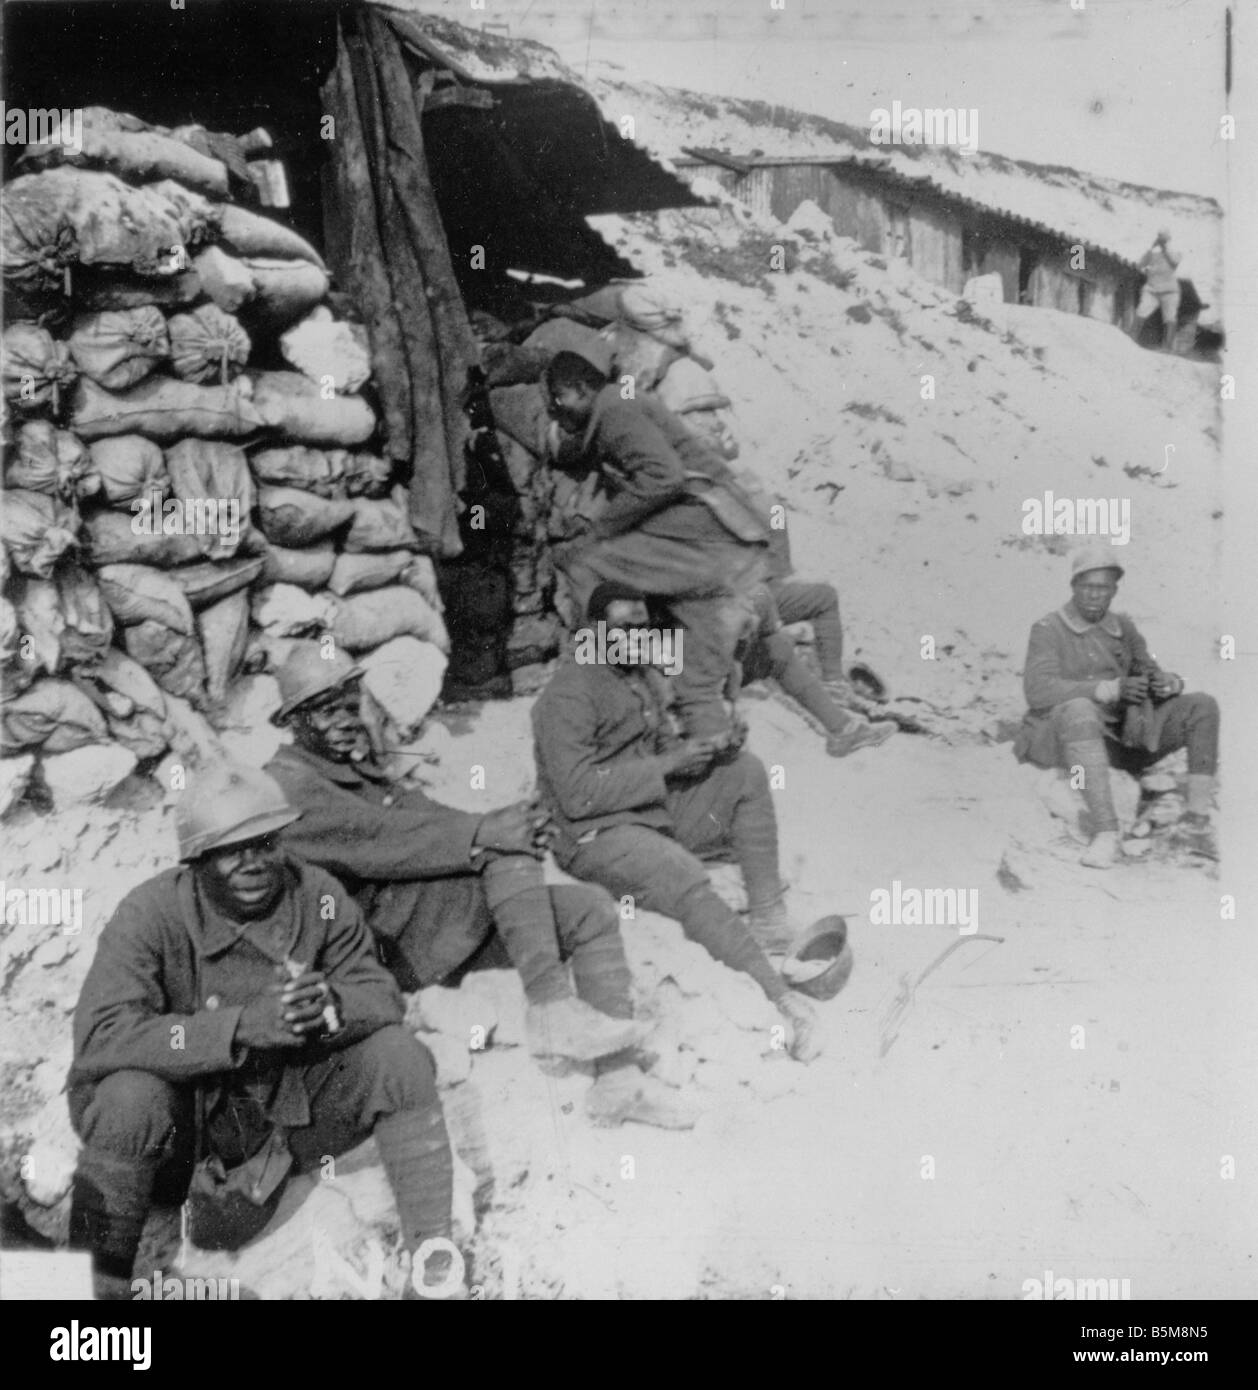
[475,802,546,858]
[236,981,319,1049]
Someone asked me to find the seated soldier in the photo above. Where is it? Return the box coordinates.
[736,584,896,756]
[718,461,887,720]
[544,350,770,742]
[1013,545,1219,866]
[68,763,464,1301]
[265,643,694,1130]
[532,582,826,1064]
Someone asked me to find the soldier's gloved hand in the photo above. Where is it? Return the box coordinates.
[236,983,315,1050]
[1119,674,1150,705]
[475,802,545,858]
[1149,671,1183,700]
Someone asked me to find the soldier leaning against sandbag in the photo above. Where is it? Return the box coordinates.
[67,762,468,1300]
[543,350,771,744]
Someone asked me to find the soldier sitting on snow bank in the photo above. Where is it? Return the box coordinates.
[265,643,695,1130]
[68,763,465,1301]
[532,583,826,1063]
[1012,545,1219,866]
[734,583,897,757]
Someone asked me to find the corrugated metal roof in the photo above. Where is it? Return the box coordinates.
[674,150,1142,270]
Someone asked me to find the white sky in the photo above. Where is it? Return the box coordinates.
[448,0,1232,202]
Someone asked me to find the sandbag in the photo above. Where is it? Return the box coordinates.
[342,491,419,554]
[617,283,690,349]
[71,374,264,442]
[256,486,355,547]
[2,323,78,412]
[488,384,549,456]
[327,549,414,597]
[360,637,446,740]
[337,451,392,498]
[241,259,330,329]
[0,489,79,577]
[188,604,241,705]
[217,204,327,270]
[25,112,230,198]
[197,588,250,703]
[54,560,114,665]
[279,307,370,393]
[480,339,551,390]
[507,612,562,669]
[681,406,740,461]
[259,541,337,590]
[249,444,345,497]
[10,576,62,673]
[399,556,442,612]
[144,179,219,235]
[91,648,169,759]
[164,438,257,558]
[602,323,681,391]
[0,650,38,703]
[167,304,250,384]
[1,582,33,699]
[555,284,629,326]
[83,509,203,567]
[67,307,170,389]
[192,245,256,314]
[242,628,298,678]
[0,596,18,660]
[88,435,169,505]
[0,678,107,753]
[249,371,374,446]
[330,586,448,654]
[252,583,335,638]
[522,319,613,374]
[96,563,195,633]
[7,421,93,499]
[71,267,202,312]
[122,620,207,706]
[0,169,208,295]
[656,357,731,415]
[169,555,264,610]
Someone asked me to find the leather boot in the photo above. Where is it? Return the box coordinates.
[745,894,803,954]
[526,996,646,1062]
[777,993,824,1063]
[1062,738,1119,866]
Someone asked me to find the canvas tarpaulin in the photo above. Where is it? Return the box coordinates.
[322,8,479,558]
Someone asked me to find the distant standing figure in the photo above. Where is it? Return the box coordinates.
[1135,228,1182,351]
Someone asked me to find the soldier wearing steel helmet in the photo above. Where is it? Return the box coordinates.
[67,762,465,1300]
[264,642,698,1131]
[1013,544,1219,866]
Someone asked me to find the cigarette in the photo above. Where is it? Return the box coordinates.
[284,957,341,1033]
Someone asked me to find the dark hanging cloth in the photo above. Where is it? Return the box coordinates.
[321,10,480,557]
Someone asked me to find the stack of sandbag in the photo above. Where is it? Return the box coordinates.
[0,102,450,791]
[536,280,697,390]
[654,356,741,461]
